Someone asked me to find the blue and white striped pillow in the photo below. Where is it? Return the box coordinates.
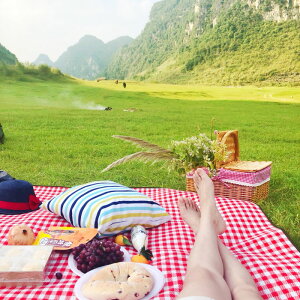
[42,181,171,236]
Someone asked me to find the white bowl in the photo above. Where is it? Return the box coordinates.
[68,247,131,277]
[74,262,165,300]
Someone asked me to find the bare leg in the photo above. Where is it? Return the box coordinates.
[218,242,262,300]
[179,170,261,300]
[177,169,231,300]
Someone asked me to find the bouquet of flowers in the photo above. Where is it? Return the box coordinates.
[102,134,229,176]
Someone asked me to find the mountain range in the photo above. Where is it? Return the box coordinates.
[2,0,300,85]
[33,35,133,80]
[106,0,300,85]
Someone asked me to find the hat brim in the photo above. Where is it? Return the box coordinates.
[0,207,40,215]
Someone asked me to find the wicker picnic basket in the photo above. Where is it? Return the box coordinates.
[186,130,272,202]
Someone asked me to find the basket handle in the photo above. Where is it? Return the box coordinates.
[220,130,238,146]
[218,130,240,163]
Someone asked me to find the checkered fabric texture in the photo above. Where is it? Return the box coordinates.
[0,186,299,300]
[187,166,271,186]
[217,166,271,186]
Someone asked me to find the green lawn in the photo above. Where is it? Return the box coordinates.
[0,78,299,248]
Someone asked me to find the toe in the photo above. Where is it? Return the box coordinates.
[196,168,208,179]
[193,170,202,182]
[193,175,201,191]
[178,197,185,209]
[193,201,200,212]
[186,199,191,209]
[183,197,188,208]
[179,197,188,209]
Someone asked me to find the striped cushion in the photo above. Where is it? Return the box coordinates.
[42,181,171,235]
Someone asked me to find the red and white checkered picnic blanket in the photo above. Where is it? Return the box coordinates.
[0,186,299,300]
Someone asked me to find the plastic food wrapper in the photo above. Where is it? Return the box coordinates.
[33,227,98,250]
[0,245,53,287]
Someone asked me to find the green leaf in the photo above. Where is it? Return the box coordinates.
[140,246,153,261]
[123,236,132,246]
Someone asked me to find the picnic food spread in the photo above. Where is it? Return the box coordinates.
[0,177,165,299]
[1,222,159,299]
[82,262,154,300]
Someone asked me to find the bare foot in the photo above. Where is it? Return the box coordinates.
[178,196,226,235]
[178,197,201,233]
[193,168,226,234]
[193,168,215,205]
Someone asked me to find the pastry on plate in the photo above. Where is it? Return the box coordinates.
[82,262,154,300]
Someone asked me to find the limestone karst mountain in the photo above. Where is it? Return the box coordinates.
[105,0,300,85]
[33,54,54,67]
[54,35,133,80]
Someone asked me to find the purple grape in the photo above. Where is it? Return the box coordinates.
[76,258,83,264]
[81,264,87,273]
[88,261,94,267]
[85,267,90,273]
[73,237,127,273]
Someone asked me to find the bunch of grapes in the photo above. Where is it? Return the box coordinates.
[71,238,124,273]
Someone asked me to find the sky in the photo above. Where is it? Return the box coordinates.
[0,0,161,63]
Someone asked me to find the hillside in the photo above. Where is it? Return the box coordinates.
[0,43,17,65]
[33,54,54,67]
[55,35,133,80]
[106,0,300,86]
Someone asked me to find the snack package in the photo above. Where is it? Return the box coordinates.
[33,227,98,250]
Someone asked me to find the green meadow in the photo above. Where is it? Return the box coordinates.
[0,77,299,248]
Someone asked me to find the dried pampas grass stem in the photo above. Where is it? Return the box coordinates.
[112,135,167,152]
[102,150,174,173]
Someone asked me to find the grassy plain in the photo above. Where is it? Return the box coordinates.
[0,78,299,248]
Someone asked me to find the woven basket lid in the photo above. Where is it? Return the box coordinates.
[222,161,272,172]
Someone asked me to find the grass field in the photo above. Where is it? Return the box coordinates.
[0,77,299,248]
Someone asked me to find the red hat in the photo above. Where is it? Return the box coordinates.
[0,179,42,215]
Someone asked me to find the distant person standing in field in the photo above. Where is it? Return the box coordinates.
[123,82,126,88]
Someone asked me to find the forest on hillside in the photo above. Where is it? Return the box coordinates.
[106,0,300,86]
[0,44,17,65]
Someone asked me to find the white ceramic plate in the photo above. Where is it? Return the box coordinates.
[68,247,131,277]
[74,262,165,300]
